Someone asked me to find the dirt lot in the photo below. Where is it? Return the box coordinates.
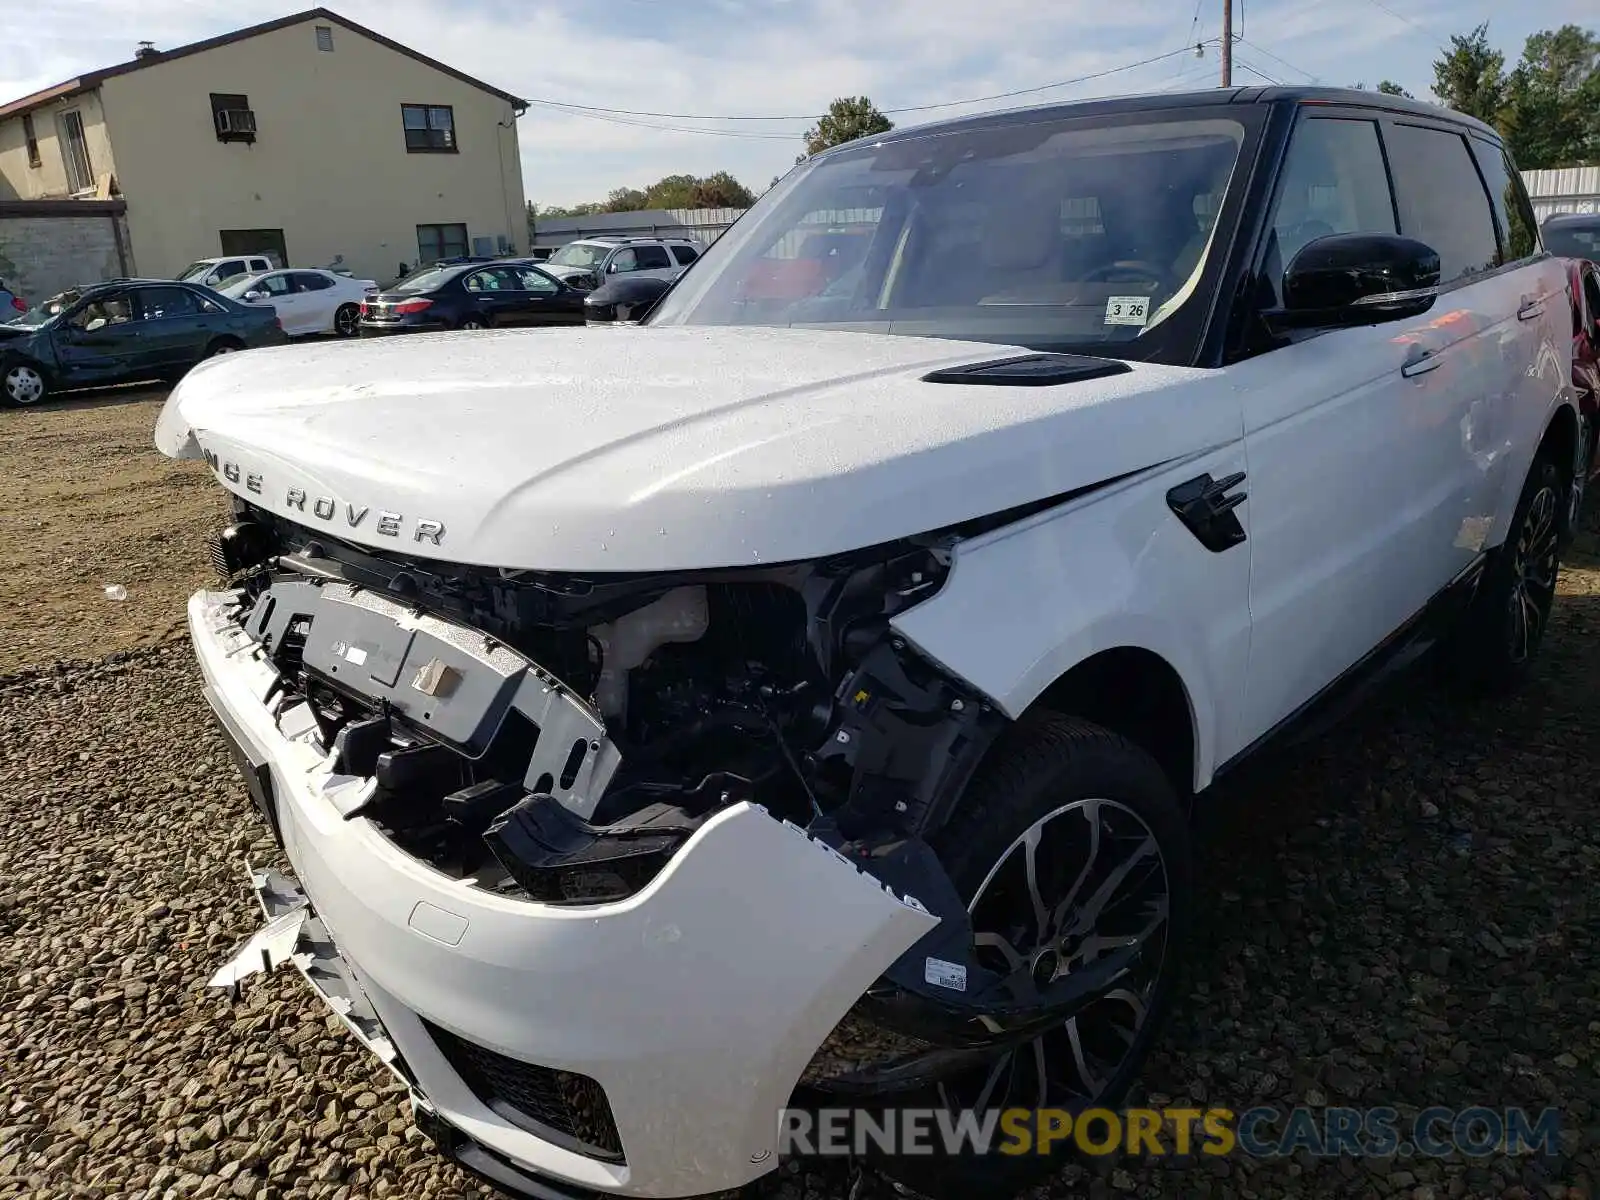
[0,389,228,675]
[0,389,1596,1200]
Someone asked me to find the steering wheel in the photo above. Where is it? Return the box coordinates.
[1081,259,1169,285]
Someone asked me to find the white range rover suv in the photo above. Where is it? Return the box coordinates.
[156,86,1577,1199]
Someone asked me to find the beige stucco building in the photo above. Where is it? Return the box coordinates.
[0,8,528,284]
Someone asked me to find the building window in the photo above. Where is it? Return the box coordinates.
[56,110,93,192]
[402,104,456,153]
[210,93,256,143]
[22,113,40,168]
[315,24,334,51]
[417,223,469,263]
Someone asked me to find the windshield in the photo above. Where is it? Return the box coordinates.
[5,290,80,327]
[388,266,460,294]
[177,261,216,282]
[648,110,1255,363]
[548,243,611,269]
[219,273,264,296]
[1542,219,1600,261]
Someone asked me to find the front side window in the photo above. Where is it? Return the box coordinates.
[1385,123,1500,286]
[403,104,456,153]
[518,267,559,294]
[1258,117,1397,307]
[648,110,1257,364]
[68,292,132,330]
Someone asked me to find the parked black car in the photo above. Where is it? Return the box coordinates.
[0,278,287,407]
[584,274,673,325]
[359,261,588,336]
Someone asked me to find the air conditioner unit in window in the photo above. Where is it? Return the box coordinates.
[216,108,257,135]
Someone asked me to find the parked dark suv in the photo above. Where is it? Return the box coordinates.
[0,278,286,406]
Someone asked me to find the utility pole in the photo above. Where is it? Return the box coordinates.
[1220,0,1233,86]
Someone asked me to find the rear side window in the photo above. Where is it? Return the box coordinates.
[633,245,672,270]
[671,245,699,265]
[1384,124,1500,285]
[1468,138,1541,264]
[137,287,201,319]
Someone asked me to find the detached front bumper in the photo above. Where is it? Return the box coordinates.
[187,589,936,1198]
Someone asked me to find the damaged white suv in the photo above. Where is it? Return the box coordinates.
[157,86,1577,1199]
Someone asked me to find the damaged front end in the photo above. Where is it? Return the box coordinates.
[203,497,1116,1108]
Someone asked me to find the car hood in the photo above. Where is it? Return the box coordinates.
[153,326,1237,573]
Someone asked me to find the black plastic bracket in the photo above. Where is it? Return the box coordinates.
[1166,471,1249,552]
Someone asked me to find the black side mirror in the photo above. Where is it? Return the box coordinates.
[1269,232,1441,330]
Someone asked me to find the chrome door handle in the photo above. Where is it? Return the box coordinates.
[1402,352,1443,378]
[1518,298,1544,321]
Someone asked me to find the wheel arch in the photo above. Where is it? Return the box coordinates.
[1024,646,1199,801]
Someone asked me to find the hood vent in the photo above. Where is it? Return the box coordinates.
[921,352,1132,387]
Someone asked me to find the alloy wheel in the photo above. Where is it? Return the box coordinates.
[936,798,1170,1113]
[4,364,45,405]
[1507,482,1560,665]
[335,307,359,337]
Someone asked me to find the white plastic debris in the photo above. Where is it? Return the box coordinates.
[103,584,128,601]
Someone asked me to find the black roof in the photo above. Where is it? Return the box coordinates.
[1543,212,1600,227]
[816,85,1498,160]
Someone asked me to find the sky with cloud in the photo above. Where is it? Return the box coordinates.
[3,0,1594,208]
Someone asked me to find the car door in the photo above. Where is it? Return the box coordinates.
[1226,110,1510,745]
[609,244,677,283]
[459,266,527,325]
[49,290,142,383]
[246,272,305,333]
[126,285,220,371]
[289,272,338,334]
[513,265,584,324]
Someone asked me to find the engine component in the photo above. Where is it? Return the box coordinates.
[589,586,709,720]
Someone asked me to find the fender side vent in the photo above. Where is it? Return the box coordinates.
[921,353,1133,387]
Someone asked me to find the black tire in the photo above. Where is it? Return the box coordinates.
[867,713,1191,1199]
[1570,412,1595,533]
[459,315,488,331]
[1450,452,1564,695]
[204,337,244,359]
[333,304,360,337]
[1,356,50,407]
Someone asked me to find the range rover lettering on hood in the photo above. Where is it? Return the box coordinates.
[200,447,445,545]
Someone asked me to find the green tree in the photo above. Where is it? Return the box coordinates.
[1376,80,1413,97]
[1499,25,1600,168]
[605,186,649,212]
[799,96,893,161]
[1431,22,1506,122]
[689,171,755,208]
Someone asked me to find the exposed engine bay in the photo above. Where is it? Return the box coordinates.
[207,497,1141,1089]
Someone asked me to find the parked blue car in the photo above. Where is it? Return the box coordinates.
[0,277,286,406]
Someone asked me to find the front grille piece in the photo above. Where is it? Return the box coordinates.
[423,1020,625,1162]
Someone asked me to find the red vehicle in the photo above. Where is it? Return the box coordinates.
[1543,215,1600,523]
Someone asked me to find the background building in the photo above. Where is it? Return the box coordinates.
[0,7,528,292]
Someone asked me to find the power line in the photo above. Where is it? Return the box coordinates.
[1356,0,1441,47]
[1232,58,1283,85]
[521,45,1196,125]
[1236,36,1318,80]
[1172,0,1207,82]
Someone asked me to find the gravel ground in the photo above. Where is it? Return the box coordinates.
[1,392,1596,1200]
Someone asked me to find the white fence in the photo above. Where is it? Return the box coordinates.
[1522,166,1600,218]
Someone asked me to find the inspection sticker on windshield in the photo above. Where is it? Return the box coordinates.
[1105,295,1150,327]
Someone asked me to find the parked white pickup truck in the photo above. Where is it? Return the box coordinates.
[156,85,1577,1200]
